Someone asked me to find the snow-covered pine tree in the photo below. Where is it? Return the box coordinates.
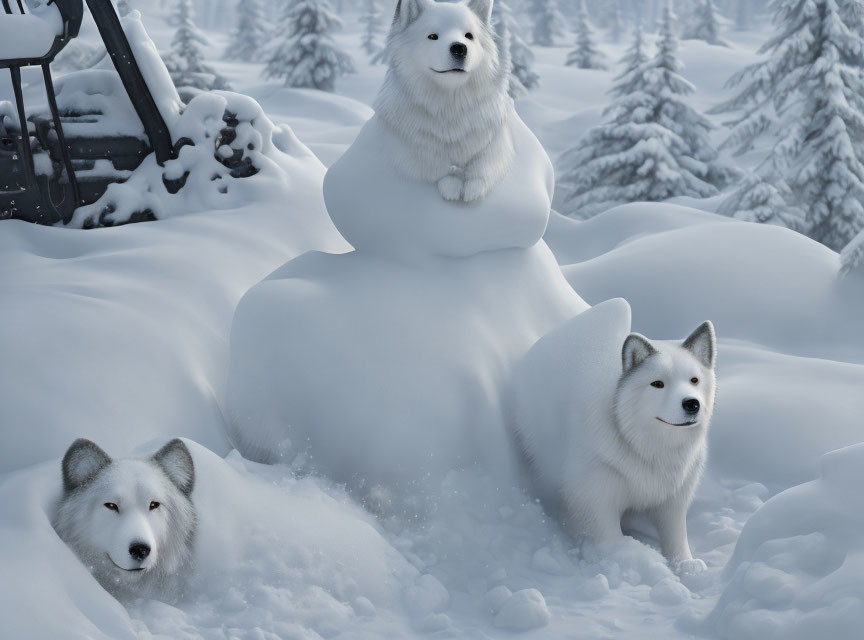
[530,0,568,46]
[608,4,623,42]
[494,0,540,97]
[225,0,268,62]
[360,0,385,60]
[567,0,607,69]
[840,227,864,274]
[611,21,648,96]
[713,0,864,251]
[164,0,231,92]
[734,0,750,29]
[717,173,806,229]
[265,0,355,92]
[556,3,729,217]
[683,0,728,45]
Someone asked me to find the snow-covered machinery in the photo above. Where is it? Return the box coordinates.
[0,0,175,225]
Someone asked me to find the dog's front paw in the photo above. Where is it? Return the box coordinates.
[462,178,488,202]
[438,175,464,201]
[672,558,707,576]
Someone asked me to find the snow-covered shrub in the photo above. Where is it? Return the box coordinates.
[164,0,231,92]
[717,173,806,231]
[566,0,607,69]
[556,7,731,217]
[264,0,355,92]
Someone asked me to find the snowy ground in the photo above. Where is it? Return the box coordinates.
[1,3,863,639]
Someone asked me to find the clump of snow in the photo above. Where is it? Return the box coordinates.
[493,588,551,630]
[707,443,864,640]
[70,90,316,227]
[119,11,184,129]
[0,0,61,60]
[54,70,147,140]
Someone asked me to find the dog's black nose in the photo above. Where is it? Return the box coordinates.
[129,542,151,561]
[450,42,468,58]
[682,398,700,414]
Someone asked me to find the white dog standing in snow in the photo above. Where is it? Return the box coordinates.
[376,0,515,202]
[53,438,197,600]
[511,301,716,573]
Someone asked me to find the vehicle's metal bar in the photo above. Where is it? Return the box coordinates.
[2,1,13,15]
[85,0,175,165]
[42,62,80,223]
[9,66,39,202]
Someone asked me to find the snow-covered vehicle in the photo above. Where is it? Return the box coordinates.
[0,0,256,227]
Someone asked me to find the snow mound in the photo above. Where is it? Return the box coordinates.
[707,444,864,640]
[227,242,587,495]
[0,145,344,475]
[323,113,554,259]
[509,297,632,506]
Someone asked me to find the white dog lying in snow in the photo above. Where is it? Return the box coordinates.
[375,0,515,202]
[511,301,716,573]
[53,438,197,600]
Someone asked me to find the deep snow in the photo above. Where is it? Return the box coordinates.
[1,3,863,640]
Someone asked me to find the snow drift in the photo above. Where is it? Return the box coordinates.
[707,443,864,640]
[0,114,346,475]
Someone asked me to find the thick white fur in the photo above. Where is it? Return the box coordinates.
[513,315,716,573]
[53,439,196,601]
[375,0,514,202]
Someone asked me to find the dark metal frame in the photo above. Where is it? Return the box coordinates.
[1,0,83,224]
[1,0,176,225]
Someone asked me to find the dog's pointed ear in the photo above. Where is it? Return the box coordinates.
[62,439,111,492]
[394,0,435,29]
[466,0,494,24]
[622,333,656,373]
[682,321,716,369]
[152,439,195,497]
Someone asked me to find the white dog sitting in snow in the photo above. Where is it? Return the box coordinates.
[375,0,515,202]
[511,303,717,573]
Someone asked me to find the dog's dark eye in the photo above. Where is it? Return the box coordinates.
[650,381,665,389]
[691,377,699,385]
[428,34,438,40]
[465,33,474,40]
[104,503,119,512]
[149,501,160,511]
